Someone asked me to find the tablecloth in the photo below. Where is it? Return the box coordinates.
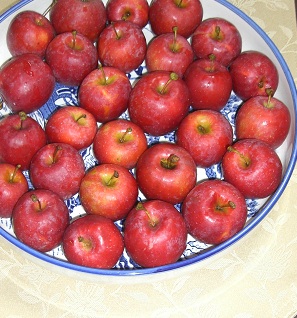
[1,0,297,317]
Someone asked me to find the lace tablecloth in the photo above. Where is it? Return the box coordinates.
[1,0,297,317]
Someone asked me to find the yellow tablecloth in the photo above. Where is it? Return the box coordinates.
[1,1,297,317]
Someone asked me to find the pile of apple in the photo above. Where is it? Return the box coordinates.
[0,0,291,270]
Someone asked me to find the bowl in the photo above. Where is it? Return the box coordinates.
[0,0,296,276]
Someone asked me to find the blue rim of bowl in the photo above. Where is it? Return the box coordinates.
[0,0,297,276]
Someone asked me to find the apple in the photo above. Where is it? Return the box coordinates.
[0,53,55,114]
[0,163,29,218]
[45,105,97,151]
[176,109,233,167]
[128,70,190,136]
[124,200,188,268]
[182,179,247,245]
[62,214,124,269]
[183,55,233,111]
[235,92,291,149]
[229,50,279,101]
[191,17,242,67]
[97,20,147,73]
[49,0,107,43]
[135,142,197,204]
[93,118,148,169]
[45,31,98,86]
[30,143,85,200]
[12,189,70,252]
[106,0,149,28]
[149,0,203,39]
[6,10,55,58]
[78,66,132,123]
[221,138,283,199]
[79,163,138,221]
[0,112,47,171]
[145,26,195,77]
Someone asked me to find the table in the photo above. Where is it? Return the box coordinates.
[1,0,297,317]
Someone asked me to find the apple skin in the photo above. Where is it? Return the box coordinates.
[45,31,98,86]
[12,189,70,252]
[229,50,279,101]
[182,179,247,245]
[183,57,233,111]
[78,66,132,123]
[106,0,149,28]
[145,30,195,77]
[30,143,85,200]
[79,163,138,221]
[176,110,233,167]
[0,112,47,171]
[62,214,124,269]
[6,10,55,58]
[45,106,97,151]
[135,142,197,204]
[49,0,107,43]
[0,163,29,218]
[93,119,148,169]
[149,0,203,39]
[191,17,242,67]
[235,95,291,149]
[221,139,283,199]
[97,20,147,73]
[124,200,188,268]
[128,70,190,136]
[0,53,55,114]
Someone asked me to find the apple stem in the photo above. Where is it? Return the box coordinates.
[78,236,93,251]
[197,125,207,134]
[122,11,131,21]
[76,114,87,123]
[172,26,178,53]
[119,128,132,143]
[177,0,183,7]
[98,65,107,85]
[264,88,275,108]
[111,23,121,40]
[136,202,157,227]
[160,154,180,169]
[52,145,62,164]
[9,164,21,183]
[159,72,179,94]
[43,0,57,17]
[216,201,236,211]
[31,194,42,211]
[18,111,27,129]
[106,170,119,186]
[71,31,77,49]
[227,146,250,167]
[215,26,221,39]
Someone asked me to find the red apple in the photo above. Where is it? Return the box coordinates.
[0,112,47,171]
[221,138,283,199]
[183,55,233,111]
[45,106,97,151]
[235,93,291,149]
[145,26,195,77]
[182,179,247,245]
[191,17,242,67]
[12,189,70,252]
[49,0,107,42]
[62,214,124,269]
[124,200,188,268]
[106,0,149,28]
[0,53,55,114]
[128,71,190,136]
[6,10,55,58]
[97,20,147,73]
[176,110,233,167]
[78,66,132,123]
[135,142,197,204]
[149,0,203,39]
[45,31,98,86]
[79,163,138,221]
[0,163,29,218]
[229,50,279,101]
[93,119,148,169]
[30,143,85,200]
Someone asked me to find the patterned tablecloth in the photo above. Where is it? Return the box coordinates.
[0,0,297,317]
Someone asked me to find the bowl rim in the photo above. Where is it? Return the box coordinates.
[0,0,297,277]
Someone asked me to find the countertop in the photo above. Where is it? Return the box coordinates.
[1,0,297,317]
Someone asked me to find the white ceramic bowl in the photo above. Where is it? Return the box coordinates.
[0,0,296,276]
